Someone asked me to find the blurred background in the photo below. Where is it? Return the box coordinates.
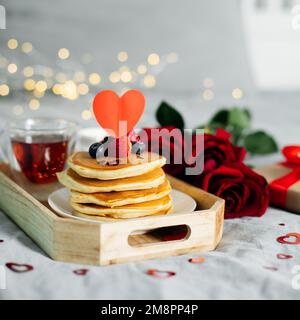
[1,0,300,147]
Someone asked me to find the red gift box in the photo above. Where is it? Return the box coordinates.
[255,146,300,213]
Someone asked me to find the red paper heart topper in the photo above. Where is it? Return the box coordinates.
[93,90,145,138]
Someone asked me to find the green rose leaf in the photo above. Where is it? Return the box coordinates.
[208,109,229,128]
[228,107,251,129]
[244,131,278,154]
[156,101,185,130]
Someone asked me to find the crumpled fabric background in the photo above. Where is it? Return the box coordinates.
[0,204,299,299]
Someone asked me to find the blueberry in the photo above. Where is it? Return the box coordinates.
[89,142,101,158]
[131,141,146,155]
[89,137,112,159]
[96,144,109,160]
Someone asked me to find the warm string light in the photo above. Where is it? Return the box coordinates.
[202,89,214,101]
[0,57,8,68]
[81,109,92,120]
[23,66,34,77]
[21,42,33,53]
[117,51,128,62]
[166,52,178,63]
[7,39,18,50]
[147,53,160,65]
[24,79,36,91]
[109,71,121,83]
[2,37,246,119]
[29,99,40,110]
[74,71,86,82]
[0,84,9,96]
[137,64,147,74]
[88,73,101,85]
[58,48,70,60]
[1,37,179,118]
[7,63,17,74]
[143,74,156,88]
[13,105,24,115]
[232,88,243,100]
[203,78,214,88]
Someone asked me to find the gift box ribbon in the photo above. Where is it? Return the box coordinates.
[270,146,300,207]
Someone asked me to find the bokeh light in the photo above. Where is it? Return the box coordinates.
[88,73,101,85]
[58,48,70,60]
[109,71,121,83]
[77,83,89,95]
[120,71,132,83]
[166,52,178,63]
[56,72,67,83]
[137,64,147,74]
[147,53,160,65]
[35,80,47,92]
[23,66,34,77]
[13,105,24,115]
[7,63,18,74]
[21,42,33,53]
[202,89,214,100]
[143,74,156,88]
[81,109,92,120]
[24,79,36,91]
[232,88,243,100]
[203,78,214,88]
[118,51,128,62]
[74,71,86,82]
[0,84,10,96]
[29,99,40,110]
[7,39,18,50]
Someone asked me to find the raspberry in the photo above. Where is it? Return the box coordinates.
[128,130,140,143]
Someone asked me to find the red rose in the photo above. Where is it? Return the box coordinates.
[190,129,246,174]
[143,126,185,176]
[199,162,269,219]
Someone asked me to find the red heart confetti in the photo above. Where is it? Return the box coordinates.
[277,233,300,245]
[146,269,176,279]
[277,253,293,260]
[188,256,206,264]
[263,266,278,271]
[6,262,33,273]
[73,269,89,276]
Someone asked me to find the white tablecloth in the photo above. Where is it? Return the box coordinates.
[0,92,300,300]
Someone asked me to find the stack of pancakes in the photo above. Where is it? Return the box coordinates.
[57,152,173,221]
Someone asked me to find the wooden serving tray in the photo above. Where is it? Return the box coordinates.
[0,166,224,266]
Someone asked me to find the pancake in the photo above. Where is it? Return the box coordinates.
[71,179,171,207]
[57,167,165,193]
[73,207,173,222]
[70,195,173,219]
[68,152,166,180]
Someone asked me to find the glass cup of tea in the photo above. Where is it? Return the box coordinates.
[7,118,78,200]
[0,126,9,169]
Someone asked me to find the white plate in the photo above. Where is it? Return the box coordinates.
[48,188,197,224]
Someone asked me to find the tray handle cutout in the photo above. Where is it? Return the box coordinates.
[128,224,191,247]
